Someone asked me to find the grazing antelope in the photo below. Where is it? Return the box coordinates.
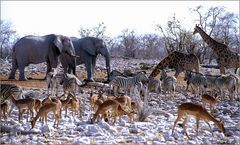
[114,95,132,112]
[91,100,121,124]
[201,94,217,113]
[111,103,134,123]
[90,89,108,112]
[42,96,62,118]
[31,102,61,128]
[172,102,225,139]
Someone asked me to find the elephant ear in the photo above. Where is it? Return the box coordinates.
[82,37,98,56]
[54,36,63,53]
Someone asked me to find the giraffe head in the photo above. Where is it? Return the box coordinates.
[193,24,201,35]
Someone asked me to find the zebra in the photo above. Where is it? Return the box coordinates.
[1,84,23,104]
[109,71,148,97]
[160,69,177,98]
[214,74,237,101]
[184,71,207,96]
[205,74,238,100]
[109,70,127,81]
[111,70,160,94]
[0,84,23,117]
[147,76,161,94]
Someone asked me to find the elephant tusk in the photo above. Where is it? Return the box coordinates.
[71,54,80,58]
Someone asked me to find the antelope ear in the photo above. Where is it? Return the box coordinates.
[54,36,63,53]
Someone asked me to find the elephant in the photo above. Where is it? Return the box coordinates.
[8,34,77,81]
[59,37,111,82]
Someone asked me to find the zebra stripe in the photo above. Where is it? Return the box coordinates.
[184,71,207,96]
[109,70,127,81]
[110,72,148,96]
[160,69,177,98]
[0,84,22,104]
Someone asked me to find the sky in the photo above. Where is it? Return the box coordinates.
[1,1,239,38]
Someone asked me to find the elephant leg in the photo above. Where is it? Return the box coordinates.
[19,66,27,81]
[68,63,76,75]
[44,60,52,80]
[67,67,72,74]
[72,66,76,75]
[92,57,96,76]
[8,67,17,80]
[85,59,94,82]
[8,57,18,80]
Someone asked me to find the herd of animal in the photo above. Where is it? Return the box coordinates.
[0,24,240,139]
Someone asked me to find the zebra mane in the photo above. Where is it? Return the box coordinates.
[133,70,147,76]
[110,70,128,77]
[186,70,204,76]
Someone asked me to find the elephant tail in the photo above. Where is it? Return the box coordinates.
[12,48,18,68]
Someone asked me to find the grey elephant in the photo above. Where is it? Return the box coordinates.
[59,37,111,82]
[8,34,76,81]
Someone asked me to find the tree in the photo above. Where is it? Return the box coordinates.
[191,6,239,63]
[0,20,18,58]
[139,34,164,59]
[78,22,112,45]
[117,29,140,58]
[155,14,196,56]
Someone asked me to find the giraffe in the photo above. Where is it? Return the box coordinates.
[193,24,240,74]
[149,51,200,78]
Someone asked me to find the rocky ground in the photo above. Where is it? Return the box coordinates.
[0,57,240,145]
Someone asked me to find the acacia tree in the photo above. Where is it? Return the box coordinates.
[139,34,164,59]
[117,29,140,58]
[78,22,112,45]
[0,20,18,58]
[155,15,197,57]
[191,6,239,63]
[213,12,239,52]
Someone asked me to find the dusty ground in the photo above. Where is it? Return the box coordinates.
[1,58,239,144]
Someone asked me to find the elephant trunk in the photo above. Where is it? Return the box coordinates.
[101,48,111,82]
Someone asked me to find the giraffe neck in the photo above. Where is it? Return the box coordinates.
[196,27,227,54]
[149,54,175,78]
